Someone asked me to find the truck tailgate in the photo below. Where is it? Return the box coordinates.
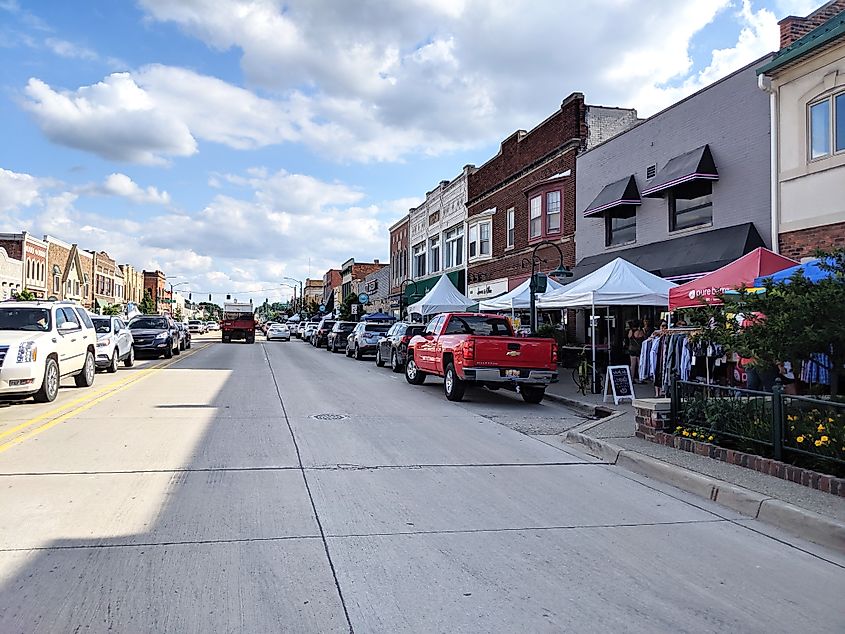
[471,336,553,368]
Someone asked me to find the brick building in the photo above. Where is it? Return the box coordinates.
[0,232,48,298]
[321,268,342,312]
[0,246,23,300]
[120,263,144,307]
[91,251,118,311]
[303,278,324,308]
[757,1,845,258]
[78,250,94,309]
[340,259,386,303]
[388,214,410,316]
[465,93,637,301]
[407,165,476,303]
[362,265,391,315]
[44,235,88,304]
[144,270,167,313]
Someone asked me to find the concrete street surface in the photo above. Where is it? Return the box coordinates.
[0,334,842,632]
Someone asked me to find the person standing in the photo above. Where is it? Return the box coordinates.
[626,320,646,384]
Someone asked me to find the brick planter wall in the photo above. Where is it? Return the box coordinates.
[632,399,845,497]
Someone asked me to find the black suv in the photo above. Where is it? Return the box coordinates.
[376,322,426,372]
[128,315,180,358]
[327,321,356,353]
[312,317,336,347]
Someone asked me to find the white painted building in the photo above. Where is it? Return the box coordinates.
[0,246,23,300]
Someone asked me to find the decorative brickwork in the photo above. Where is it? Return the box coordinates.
[633,398,673,441]
[779,221,845,260]
[778,0,845,48]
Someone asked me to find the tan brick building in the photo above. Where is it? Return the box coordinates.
[78,249,94,309]
[90,251,118,312]
[44,235,87,304]
[120,263,144,307]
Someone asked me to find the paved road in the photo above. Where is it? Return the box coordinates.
[0,335,842,633]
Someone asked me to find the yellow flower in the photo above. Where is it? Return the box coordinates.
[691,432,698,437]
[787,415,796,422]
[821,435,829,443]
[707,435,715,441]
[682,430,690,437]
[828,417,835,423]
[675,426,682,431]
[817,424,825,432]
[814,440,822,447]
[796,436,804,443]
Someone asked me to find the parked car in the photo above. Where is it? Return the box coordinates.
[296,321,307,339]
[0,301,97,402]
[128,315,181,358]
[187,319,206,334]
[405,313,558,403]
[345,322,391,359]
[311,318,336,347]
[91,315,135,372]
[267,323,291,341]
[302,321,319,341]
[327,321,356,353]
[375,322,425,372]
[176,322,192,350]
[205,321,218,332]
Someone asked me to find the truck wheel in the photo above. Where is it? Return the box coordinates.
[444,363,465,402]
[521,386,545,404]
[74,351,96,387]
[376,348,385,367]
[405,355,426,385]
[34,357,59,403]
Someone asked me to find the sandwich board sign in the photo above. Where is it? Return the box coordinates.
[603,365,635,405]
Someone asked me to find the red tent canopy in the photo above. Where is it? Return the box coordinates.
[669,247,797,310]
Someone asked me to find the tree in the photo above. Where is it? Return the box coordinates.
[338,293,359,320]
[16,288,36,300]
[140,289,157,315]
[102,303,123,316]
[704,250,845,395]
[174,307,183,321]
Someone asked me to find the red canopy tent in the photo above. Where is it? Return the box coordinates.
[669,247,797,310]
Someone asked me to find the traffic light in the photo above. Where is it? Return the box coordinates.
[189,293,192,301]
[208,294,211,301]
[226,294,231,300]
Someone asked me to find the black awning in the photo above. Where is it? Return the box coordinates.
[583,175,641,217]
[642,144,718,197]
[569,222,764,281]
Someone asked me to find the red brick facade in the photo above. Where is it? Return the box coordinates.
[466,92,586,293]
[778,0,845,47]
[389,215,410,296]
[779,221,845,260]
[144,270,167,313]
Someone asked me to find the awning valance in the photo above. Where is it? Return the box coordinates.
[642,144,718,197]
[584,175,641,217]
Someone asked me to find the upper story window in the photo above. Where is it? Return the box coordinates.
[468,220,491,261]
[669,181,713,232]
[412,242,426,277]
[506,208,515,248]
[605,209,637,247]
[809,90,845,160]
[428,236,440,274]
[444,225,463,269]
[528,188,563,242]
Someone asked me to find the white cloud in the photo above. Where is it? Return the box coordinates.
[45,37,97,60]
[98,173,171,205]
[0,167,44,212]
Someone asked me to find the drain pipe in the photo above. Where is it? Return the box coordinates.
[758,72,779,253]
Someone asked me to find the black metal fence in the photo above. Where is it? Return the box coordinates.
[671,379,844,475]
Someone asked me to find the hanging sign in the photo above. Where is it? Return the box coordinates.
[603,365,635,405]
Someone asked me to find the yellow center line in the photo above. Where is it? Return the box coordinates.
[0,343,210,453]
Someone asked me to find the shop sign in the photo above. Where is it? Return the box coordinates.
[467,278,509,300]
[365,279,378,293]
[603,365,635,405]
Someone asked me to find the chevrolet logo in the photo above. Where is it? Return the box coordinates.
[506,351,520,357]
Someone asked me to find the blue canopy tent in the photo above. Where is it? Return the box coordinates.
[753,257,837,286]
[360,312,396,322]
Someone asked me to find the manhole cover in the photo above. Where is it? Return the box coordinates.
[311,413,349,421]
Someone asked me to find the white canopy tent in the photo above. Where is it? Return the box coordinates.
[478,276,566,311]
[536,258,676,391]
[407,274,474,317]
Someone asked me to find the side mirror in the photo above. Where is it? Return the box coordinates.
[424,333,434,340]
[58,321,78,332]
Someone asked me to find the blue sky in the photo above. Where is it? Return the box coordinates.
[0,0,819,302]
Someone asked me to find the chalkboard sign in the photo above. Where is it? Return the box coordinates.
[603,365,635,405]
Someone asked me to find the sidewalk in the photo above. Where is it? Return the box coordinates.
[545,373,845,553]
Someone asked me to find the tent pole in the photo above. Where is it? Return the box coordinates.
[591,295,596,393]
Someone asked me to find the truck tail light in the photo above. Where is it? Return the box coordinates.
[462,339,475,361]
[400,335,411,344]
[551,344,558,364]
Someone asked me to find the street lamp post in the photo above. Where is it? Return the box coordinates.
[520,240,571,336]
[399,279,418,321]
[165,279,189,318]
[282,277,303,314]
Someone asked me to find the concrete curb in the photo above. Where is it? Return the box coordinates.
[564,430,845,554]
[544,391,616,418]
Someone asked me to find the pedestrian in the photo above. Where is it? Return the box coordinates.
[626,320,646,383]
[642,317,654,338]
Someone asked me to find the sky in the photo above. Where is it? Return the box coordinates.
[0,0,821,304]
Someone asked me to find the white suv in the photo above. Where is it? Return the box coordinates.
[0,301,97,402]
[91,315,135,373]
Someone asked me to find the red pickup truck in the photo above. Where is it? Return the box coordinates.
[404,313,558,403]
